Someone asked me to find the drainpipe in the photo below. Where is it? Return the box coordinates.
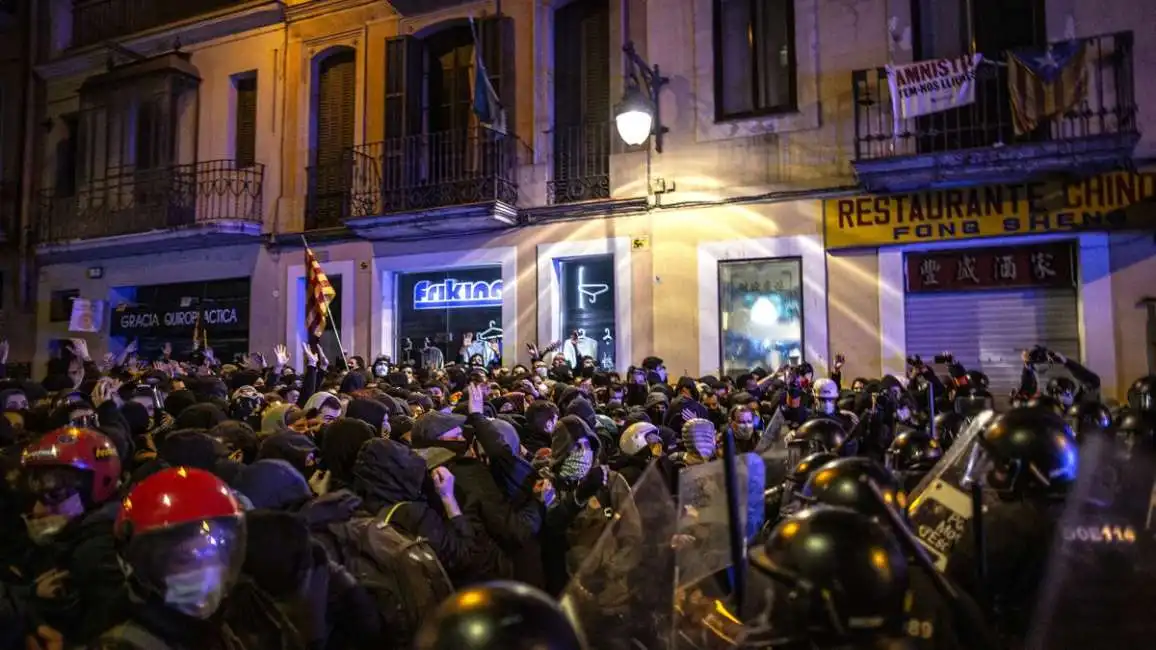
[17,0,40,313]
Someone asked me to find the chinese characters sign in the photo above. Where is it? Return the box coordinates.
[905,243,1075,293]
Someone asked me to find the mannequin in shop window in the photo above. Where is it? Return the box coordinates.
[563,329,599,370]
[420,337,445,371]
[400,338,416,367]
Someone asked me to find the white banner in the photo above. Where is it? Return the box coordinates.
[69,298,104,334]
[887,54,983,119]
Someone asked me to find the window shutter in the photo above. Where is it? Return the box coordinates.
[581,3,610,125]
[479,15,515,133]
[234,75,258,167]
[312,49,357,228]
[385,36,424,140]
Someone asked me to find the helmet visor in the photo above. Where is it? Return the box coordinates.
[123,516,245,619]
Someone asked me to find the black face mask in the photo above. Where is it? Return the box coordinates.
[431,440,470,456]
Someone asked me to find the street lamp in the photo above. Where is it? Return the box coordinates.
[614,42,669,152]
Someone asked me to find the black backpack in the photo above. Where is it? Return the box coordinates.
[326,502,454,646]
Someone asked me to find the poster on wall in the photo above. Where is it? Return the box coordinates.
[719,259,804,377]
[396,267,505,369]
[558,255,616,370]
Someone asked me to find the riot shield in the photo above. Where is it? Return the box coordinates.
[1026,436,1156,649]
[560,463,678,650]
[906,410,1002,570]
[676,454,766,589]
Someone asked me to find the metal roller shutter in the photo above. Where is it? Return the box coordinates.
[905,287,1080,405]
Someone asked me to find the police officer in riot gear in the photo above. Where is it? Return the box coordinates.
[415,581,583,650]
[931,412,966,451]
[946,407,1078,645]
[747,507,914,649]
[1065,400,1113,443]
[1018,346,1101,408]
[762,451,839,529]
[886,431,945,493]
[786,418,848,469]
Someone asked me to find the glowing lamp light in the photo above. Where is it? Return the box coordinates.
[614,84,655,147]
[750,297,780,325]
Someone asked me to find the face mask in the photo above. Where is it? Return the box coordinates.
[735,423,755,440]
[818,400,836,415]
[896,407,912,422]
[536,367,548,378]
[23,493,86,545]
[433,440,471,456]
[559,445,594,480]
[656,369,667,382]
[373,364,389,378]
[164,565,228,619]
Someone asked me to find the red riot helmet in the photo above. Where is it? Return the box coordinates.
[20,427,122,544]
[21,427,122,504]
[115,467,246,620]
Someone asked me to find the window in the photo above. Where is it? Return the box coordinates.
[713,0,797,120]
[395,267,504,368]
[719,258,803,377]
[558,255,617,370]
[233,73,258,168]
[50,289,80,323]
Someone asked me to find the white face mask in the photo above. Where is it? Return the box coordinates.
[536,367,548,378]
[818,400,837,415]
[164,565,228,619]
[23,493,86,546]
[896,407,912,422]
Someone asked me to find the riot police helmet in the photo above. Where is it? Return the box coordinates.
[415,581,584,650]
[1026,394,1066,416]
[1127,375,1156,417]
[801,457,906,519]
[750,506,909,646]
[886,430,944,473]
[1065,400,1112,443]
[787,418,847,468]
[967,407,1078,498]
[776,452,839,518]
[953,386,993,418]
[1046,376,1078,407]
[932,411,966,450]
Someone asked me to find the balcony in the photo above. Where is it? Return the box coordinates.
[548,122,612,205]
[70,0,248,50]
[850,32,1138,193]
[35,160,263,261]
[316,126,524,239]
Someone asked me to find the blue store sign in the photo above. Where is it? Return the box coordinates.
[413,278,503,310]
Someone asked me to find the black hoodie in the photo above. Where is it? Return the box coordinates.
[343,399,389,436]
[320,418,376,491]
[349,439,475,581]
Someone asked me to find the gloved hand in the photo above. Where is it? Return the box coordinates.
[575,465,608,504]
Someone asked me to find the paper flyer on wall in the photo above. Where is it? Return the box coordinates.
[69,298,104,333]
[887,53,984,119]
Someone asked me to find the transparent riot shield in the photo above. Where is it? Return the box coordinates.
[1026,436,1156,649]
[560,463,678,650]
[905,410,1001,570]
[676,454,765,589]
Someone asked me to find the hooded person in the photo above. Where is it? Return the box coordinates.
[258,432,320,480]
[343,398,391,437]
[664,376,711,433]
[522,400,559,454]
[209,421,260,465]
[677,417,718,466]
[260,402,298,438]
[644,391,670,425]
[173,403,229,431]
[321,418,377,492]
[345,438,476,581]
[541,415,640,596]
[338,371,368,396]
[157,429,230,471]
[564,396,615,454]
[232,458,314,511]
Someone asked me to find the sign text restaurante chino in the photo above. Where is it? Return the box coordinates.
[823,171,1156,249]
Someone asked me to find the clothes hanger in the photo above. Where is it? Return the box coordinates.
[603,328,613,342]
[403,338,413,351]
[477,321,503,341]
[423,337,432,349]
[576,328,588,339]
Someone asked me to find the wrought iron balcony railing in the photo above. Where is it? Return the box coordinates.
[306,126,520,228]
[851,31,1136,162]
[36,160,263,245]
[71,0,246,49]
[548,122,611,205]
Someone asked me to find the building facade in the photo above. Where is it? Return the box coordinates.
[13,0,1156,399]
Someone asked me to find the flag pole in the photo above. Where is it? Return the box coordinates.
[301,235,349,371]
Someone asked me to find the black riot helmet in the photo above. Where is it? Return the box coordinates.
[1127,375,1156,416]
[1111,411,1155,457]
[801,457,907,519]
[953,386,993,418]
[787,418,847,468]
[777,451,839,518]
[1046,376,1078,407]
[966,407,1078,499]
[750,507,909,646]
[965,370,989,390]
[414,581,583,650]
[886,431,944,473]
[932,411,966,451]
[1065,400,1112,443]
[1026,394,1066,416]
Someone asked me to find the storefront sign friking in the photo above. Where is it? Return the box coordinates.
[824,171,1156,249]
[413,278,503,310]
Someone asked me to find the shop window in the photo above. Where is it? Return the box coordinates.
[713,0,797,120]
[110,278,251,361]
[395,267,504,370]
[50,289,79,322]
[557,255,616,370]
[719,258,803,377]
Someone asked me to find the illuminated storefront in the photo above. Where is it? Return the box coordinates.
[395,267,506,368]
[109,278,251,361]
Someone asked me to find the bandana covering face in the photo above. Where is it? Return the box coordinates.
[559,445,594,480]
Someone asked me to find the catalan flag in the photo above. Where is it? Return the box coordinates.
[305,246,337,345]
[1008,40,1088,135]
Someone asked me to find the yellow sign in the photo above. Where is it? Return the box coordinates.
[631,236,650,251]
[824,171,1156,249]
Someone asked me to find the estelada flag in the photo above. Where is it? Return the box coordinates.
[1008,40,1088,135]
[305,246,337,345]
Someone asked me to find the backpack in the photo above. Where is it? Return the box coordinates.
[325,502,454,646]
